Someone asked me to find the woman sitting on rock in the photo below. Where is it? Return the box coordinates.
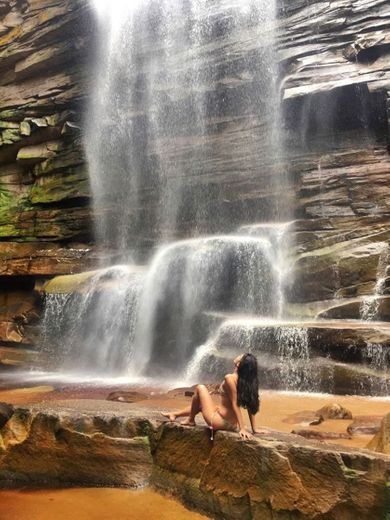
[162,353,263,440]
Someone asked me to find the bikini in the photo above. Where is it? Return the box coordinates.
[209,381,237,440]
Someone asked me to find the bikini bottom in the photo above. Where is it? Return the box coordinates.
[209,408,237,440]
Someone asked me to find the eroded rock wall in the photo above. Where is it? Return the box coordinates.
[280,0,390,308]
[0,0,96,366]
[0,0,389,365]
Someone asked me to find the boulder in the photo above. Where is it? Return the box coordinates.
[152,422,390,520]
[347,416,383,436]
[0,400,154,487]
[367,413,390,455]
[316,404,353,420]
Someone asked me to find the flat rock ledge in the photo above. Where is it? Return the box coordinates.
[0,400,389,520]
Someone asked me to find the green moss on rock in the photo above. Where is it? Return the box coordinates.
[43,270,100,294]
[29,169,89,204]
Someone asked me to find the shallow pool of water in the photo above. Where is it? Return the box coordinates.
[0,487,208,520]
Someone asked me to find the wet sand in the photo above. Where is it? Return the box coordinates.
[0,488,208,520]
[0,383,388,449]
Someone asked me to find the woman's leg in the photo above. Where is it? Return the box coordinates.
[162,385,229,430]
[194,384,222,427]
[161,390,201,424]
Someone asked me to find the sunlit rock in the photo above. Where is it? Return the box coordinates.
[367,413,390,455]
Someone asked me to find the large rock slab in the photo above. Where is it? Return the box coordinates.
[279,0,390,98]
[0,400,389,520]
[152,424,390,520]
[0,400,155,487]
[0,0,93,254]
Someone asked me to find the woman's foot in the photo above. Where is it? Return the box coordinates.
[180,418,196,427]
[161,411,177,422]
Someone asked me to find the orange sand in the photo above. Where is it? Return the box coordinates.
[0,488,208,520]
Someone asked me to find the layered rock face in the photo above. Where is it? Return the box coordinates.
[0,400,389,520]
[0,0,389,379]
[280,0,390,308]
[0,0,97,365]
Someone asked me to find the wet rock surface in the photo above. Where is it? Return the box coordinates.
[367,412,390,455]
[315,403,353,420]
[347,416,383,436]
[0,400,389,520]
[0,0,388,400]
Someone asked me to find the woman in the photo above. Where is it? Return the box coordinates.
[162,353,263,440]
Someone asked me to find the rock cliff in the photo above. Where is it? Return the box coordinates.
[0,0,389,373]
[0,0,96,365]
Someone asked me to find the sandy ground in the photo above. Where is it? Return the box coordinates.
[0,383,388,450]
[0,488,208,520]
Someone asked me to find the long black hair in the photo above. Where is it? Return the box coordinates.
[236,353,259,415]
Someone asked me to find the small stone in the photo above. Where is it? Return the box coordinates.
[316,403,353,420]
[20,121,31,136]
[292,429,352,440]
[30,118,48,128]
[1,128,21,144]
[347,416,382,435]
[3,10,23,28]
[61,121,80,135]
[309,416,324,426]
[106,391,149,403]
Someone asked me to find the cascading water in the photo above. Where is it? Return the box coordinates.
[40,0,308,386]
[42,266,144,376]
[359,243,390,393]
[132,236,277,375]
[86,0,285,251]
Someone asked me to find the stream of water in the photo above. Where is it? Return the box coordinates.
[39,0,389,394]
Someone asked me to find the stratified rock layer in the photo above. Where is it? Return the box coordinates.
[0,0,389,383]
[0,400,389,520]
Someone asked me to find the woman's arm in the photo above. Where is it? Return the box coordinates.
[225,375,252,440]
[248,412,265,434]
[249,412,256,434]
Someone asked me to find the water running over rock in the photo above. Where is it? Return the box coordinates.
[42,266,143,376]
[132,236,277,375]
[38,0,332,391]
[359,243,390,393]
[85,0,284,255]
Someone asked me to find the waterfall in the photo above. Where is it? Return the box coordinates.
[41,266,144,376]
[132,236,277,376]
[359,243,390,393]
[360,243,389,321]
[40,0,296,382]
[85,0,284,254]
